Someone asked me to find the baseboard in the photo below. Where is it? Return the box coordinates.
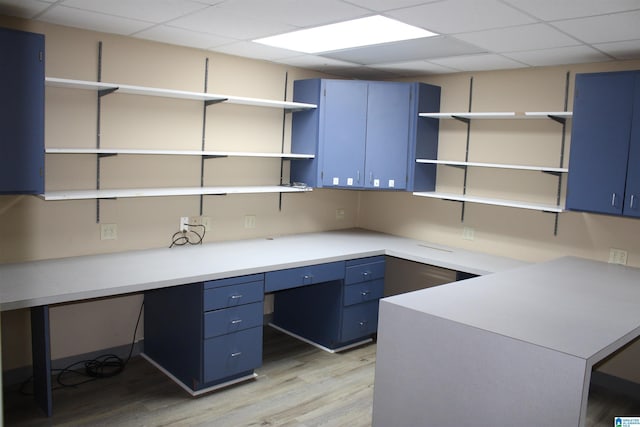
[2,340,144,388]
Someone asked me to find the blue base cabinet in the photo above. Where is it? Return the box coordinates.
[567,70,640,217]
[0,27,45,194]
[290,79,440,192]
[271,256,385,350]
[144,274,264,392]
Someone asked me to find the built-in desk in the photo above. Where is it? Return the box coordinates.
[0,229,526,422]
[372,256,640,427]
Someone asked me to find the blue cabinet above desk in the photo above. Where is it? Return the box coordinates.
[567,70,640,218]
[290,79,440,192]
[0,27,45,195]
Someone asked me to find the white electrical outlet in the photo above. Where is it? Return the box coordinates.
[180,216,189,232]
[335,208,345,220]
[463,226,475,241]
[100,223,117,240]
[244,215,256,229]
[608,248,628,265]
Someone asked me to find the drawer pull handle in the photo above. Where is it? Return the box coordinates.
[361,290,371,296]
[303,274,313,280]
[231,319,243,325]
[231,352,242,358]
[359,321,368,327]
[362,271,370,278]
[230,294,243,299]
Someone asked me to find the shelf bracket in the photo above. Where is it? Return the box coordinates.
[203,155,227,160]
[547,114,566,125]
[278,71,289,212]
[98,153,117,159]
[542,170,562,177]
[451,115,470,124]
[204,98,227,107]
[98,87,118,98]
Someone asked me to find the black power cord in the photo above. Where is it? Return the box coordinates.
[19,300,145,394]
[169,223,206,248]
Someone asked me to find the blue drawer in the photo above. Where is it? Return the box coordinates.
[340,300,379,343]
[203,302,263,339]
[203,326,262,383]
[265,261,345,292]
[203,281,264,311]
[204,273,264,290]
[345,257,385,285]
[343,279,384,306]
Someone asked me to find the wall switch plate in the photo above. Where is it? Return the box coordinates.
[244,215,256,229]
[100,223,117,240]
[335,208,345,220]
[608,248,628,265]
[462,227,475,241]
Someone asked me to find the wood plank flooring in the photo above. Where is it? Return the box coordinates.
[4,327,640,426]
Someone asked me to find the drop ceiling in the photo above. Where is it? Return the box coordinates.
[1,0,640,78]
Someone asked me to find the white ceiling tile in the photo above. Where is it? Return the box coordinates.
[552,11,640,44]
[211,41,304,61]
[430,53,526,71]
[206,0,370,28]
[504,46,611,67]
[502,0,640,21]
[386,0,536,34]
[135,25,234,49]
[0,0,51,18]
[370,60,459,75]
[454,24,579,52]
[38,5,152,35]
[167,4,297,40]
[343,0,440,12]
[594,40,640,61]
[322,36,485,65]
[58,0,210,23]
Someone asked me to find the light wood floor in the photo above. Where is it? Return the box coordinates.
[4,327,640,426]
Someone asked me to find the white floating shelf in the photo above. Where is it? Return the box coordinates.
[419,111,572,119]
[413,191,564,213]
[40,186,312,201]
[45,147,314,159]
[45,77,317,111]
[416,159,568,173]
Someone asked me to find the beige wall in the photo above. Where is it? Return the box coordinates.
[2,16,640,383]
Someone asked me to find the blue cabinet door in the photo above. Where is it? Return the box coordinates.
[364,82,412,189]
[0,27,45,194]
[624,74,640,218]
[321,80,368,188]
[566,72,635,215]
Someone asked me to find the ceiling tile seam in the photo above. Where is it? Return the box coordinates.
[31,0,64,20]
[127,4,219,38]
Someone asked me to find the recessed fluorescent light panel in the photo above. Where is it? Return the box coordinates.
[254,15,438,53]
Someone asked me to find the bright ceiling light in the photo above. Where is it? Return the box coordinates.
[253,15,438,54]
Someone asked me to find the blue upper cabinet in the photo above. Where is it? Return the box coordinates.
[0,27,45,195]
[290,78,440,191]
[566,71,640,217]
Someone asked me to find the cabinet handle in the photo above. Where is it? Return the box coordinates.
[231,319,243,324]
[303,274,313,280]
[359,320,368,327]
[357,170,360,183]
[361,290,371,296]
[230,294,243,299]
[362,271,370,278]
[369,172,373,184]
[631,194,636,209]
[230,352,242,358]
[612,193,617,207]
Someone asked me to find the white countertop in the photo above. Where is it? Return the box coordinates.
[383,256,640,363]
[0,229,526,311]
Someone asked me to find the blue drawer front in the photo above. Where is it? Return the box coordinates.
[340,301,379,343]
[203,326,262,383]
[204,273,264,290]
[204,281,264,311]
[264,261,345,292]
[345,257,385,284]
[343,279,384,306]
[203,302,263,339]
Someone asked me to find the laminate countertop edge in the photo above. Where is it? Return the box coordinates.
[0,228,528,311]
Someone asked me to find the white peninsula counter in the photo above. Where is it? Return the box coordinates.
[372,256,640,427]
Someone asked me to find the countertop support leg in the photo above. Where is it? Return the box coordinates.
[30,306,52,417]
